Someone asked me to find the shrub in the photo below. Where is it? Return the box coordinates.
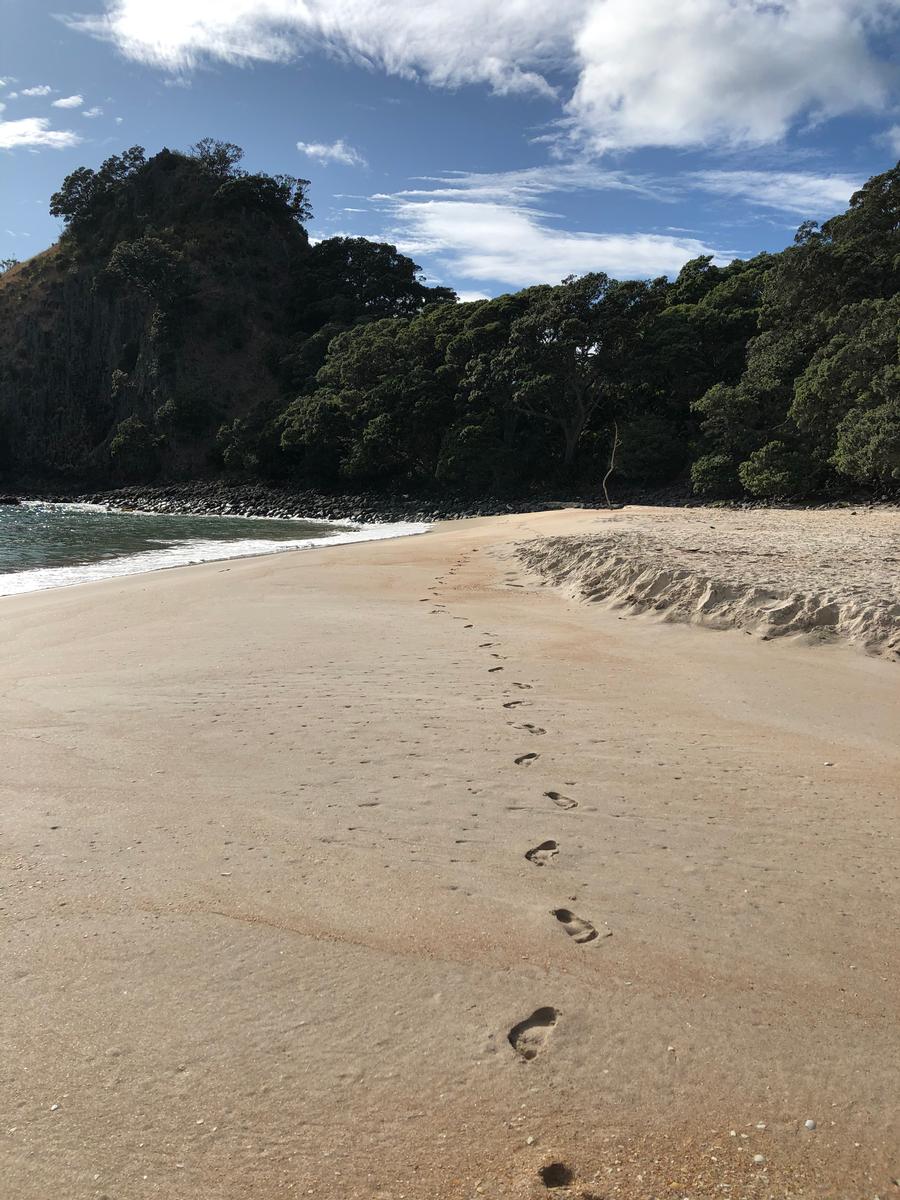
[109,414,160,480]
[737,440,811,497]
[832,399,900,486]
[690,452,741,497]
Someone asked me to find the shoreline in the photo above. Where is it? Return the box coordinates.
[0,501,430,598]
[2,508,899,1198]
[13,476,899,527]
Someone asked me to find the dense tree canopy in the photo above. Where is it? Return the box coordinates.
[3,145,898,496]
[690,164,900,495]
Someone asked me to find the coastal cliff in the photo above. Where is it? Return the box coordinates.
[0,148,309,485]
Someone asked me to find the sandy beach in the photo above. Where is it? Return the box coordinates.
[2,506,898,1199]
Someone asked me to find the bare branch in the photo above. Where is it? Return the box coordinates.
[602,421,620,509]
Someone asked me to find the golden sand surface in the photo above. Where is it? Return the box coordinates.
[2,508,898,1199]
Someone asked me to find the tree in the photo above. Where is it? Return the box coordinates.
[280,238,456,393]
[49,146,147,233]
[496,274,655,470]
[190,138,245,178]
[303,237,455,326]
[439,293,532,489]
[691,161,900,497]
[99,236,187,304]
[280,304,468,485]
[213,173,312,225]
[109,414,160,480]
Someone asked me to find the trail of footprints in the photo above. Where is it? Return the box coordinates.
[426,549,612,1077]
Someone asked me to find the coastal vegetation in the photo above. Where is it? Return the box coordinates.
[0,142,896,499]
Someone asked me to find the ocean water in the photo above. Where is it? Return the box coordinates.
[0,501,427,596]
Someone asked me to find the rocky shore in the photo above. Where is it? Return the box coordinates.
[26,478,896,523]
[61,481,591,523]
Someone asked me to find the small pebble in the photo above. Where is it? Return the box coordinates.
[753,1154,766,1165]
[805,1119,816,1131]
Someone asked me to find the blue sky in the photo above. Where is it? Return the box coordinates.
[2,0,899,299]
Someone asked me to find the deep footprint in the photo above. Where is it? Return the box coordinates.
[525,840,559,866]
[552,908,608,944]
[515,752,540,766]
[545,790,577,809]
[508,1006,559,1061]
[503,700,526,708]
[516,723,546,735]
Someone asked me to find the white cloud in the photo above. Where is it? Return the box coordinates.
[365,162,722,284]
[457,289,492,302]
[21,85,54,97]
[886,125,900,155]
[82,106,104,118]
[65,0,571,97]
[297,138,366,167]
[65,0,899,151]
[0,117,82,150]
[692,170,863,215]
[52,94,84,108]
[383,196,727,287]
[567,0,895,151]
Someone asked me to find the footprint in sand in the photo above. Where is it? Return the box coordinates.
[508,1007,559,1061]
[552,908,608,944]
[525,840,559,866]
[512,682,533,690]
[515,752,540,766]
[515,723,546,735]
[489,666,504,673]
[545,790,577,809]
[503,700,526,709]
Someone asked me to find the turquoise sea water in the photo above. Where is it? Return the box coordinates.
[0,502,427,596]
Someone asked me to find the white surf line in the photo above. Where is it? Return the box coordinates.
[0,521,430,597]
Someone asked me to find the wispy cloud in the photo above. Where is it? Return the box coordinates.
[382,163,671,205]
[378,194,728,287]
[20,85,54,97]
[691,170,863,215]
[82,106,104,118]
[64,0,900,152]
[297,138,366,167]
[0,117,82,150]
[52,94,84,109]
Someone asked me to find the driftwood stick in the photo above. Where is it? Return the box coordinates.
[601,420,619,508]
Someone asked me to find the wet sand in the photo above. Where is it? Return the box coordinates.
[2,507,898,1198]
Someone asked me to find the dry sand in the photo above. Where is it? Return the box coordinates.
[1,506,898,1199]
[518,506,900,657]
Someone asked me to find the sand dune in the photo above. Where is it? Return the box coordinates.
[518,506,900,657]
[1,507,898,1199]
